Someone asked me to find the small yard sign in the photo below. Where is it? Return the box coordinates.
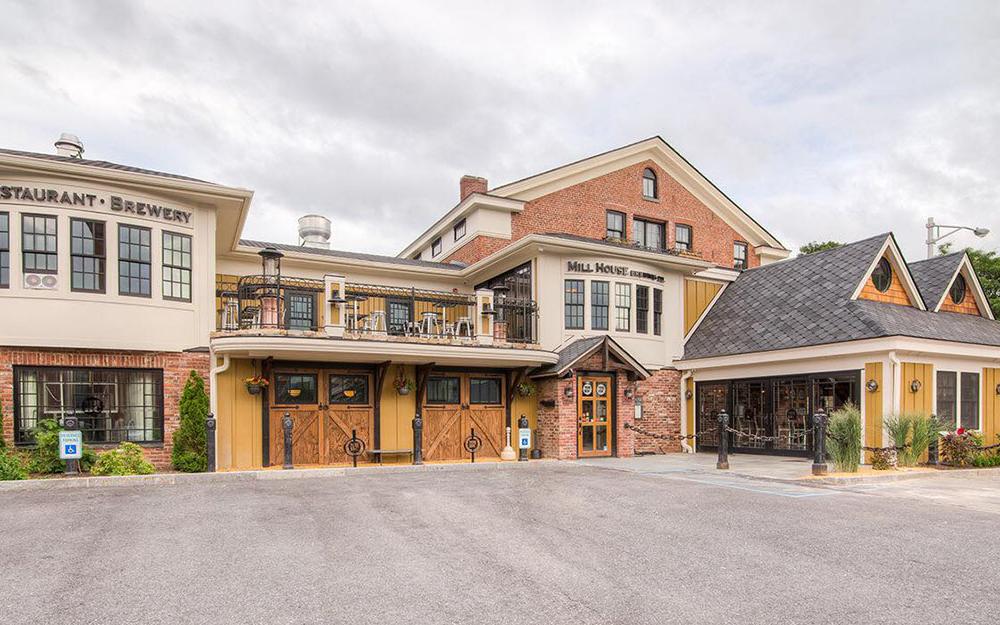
[59,430,84,460]
[518,428,531,449]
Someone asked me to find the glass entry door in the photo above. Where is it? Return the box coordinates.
[578,375,613,457]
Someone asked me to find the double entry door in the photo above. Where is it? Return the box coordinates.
[421,373,506,461]
[578,374,614,457]
[268,368,374,466]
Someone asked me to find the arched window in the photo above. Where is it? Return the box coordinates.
[642,168,657,199]
[871,258,893,293]
[949,274,967,304]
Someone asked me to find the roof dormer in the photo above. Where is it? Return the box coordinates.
[851,235,925,309]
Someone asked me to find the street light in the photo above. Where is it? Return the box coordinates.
[925,217,990,259]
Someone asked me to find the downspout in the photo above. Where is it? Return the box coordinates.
[209,348,231,420]
[680,370,694,453]
[888,351,901,417]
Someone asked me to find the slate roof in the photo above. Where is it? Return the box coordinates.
[908,252,964,309]
[532,335,650,378]
[0,148,215,185]
[239,239,466,270]
[683,234,1000,360]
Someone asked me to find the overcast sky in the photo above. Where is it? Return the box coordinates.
[3,1,998,259]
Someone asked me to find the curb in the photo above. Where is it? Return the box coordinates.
[0,459,552,493]
[797,467,1000,486]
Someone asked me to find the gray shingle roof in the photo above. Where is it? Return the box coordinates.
[532,336,605,377]
[239,240,466,270]
[683,234,1000,360]
[908,252,964,309]
[0,148,215,185]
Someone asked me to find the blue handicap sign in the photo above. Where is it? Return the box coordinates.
[65,444,77,455]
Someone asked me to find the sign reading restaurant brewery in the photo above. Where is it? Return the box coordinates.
[566,260,665,283]
[0,184,193,224]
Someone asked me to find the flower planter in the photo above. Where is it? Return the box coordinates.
[397,387,411,396]
[246,383,263,396]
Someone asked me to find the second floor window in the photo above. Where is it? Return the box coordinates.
[0,212,8,288]
[564,279,584,329]
[606,210,625,240]
[642,168,657,199]
[653,288,663,336]
[734,241,749,270]
[119,224,151,297]
[285,291,316,330]
[70,218,106,293]
[431,237,442,257]
[675,224,692,252]
[634,218,665,251]
[453,219,466,241]
[162,231,192,301]
[22,214,58,274]
[591,281,609,330]
[636,285,649,334]
[615,283,631,331]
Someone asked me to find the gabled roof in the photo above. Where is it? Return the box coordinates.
[0,147,214,185]
[908,251,964,309]
[531,335,651,379]
[683,233,1000,360]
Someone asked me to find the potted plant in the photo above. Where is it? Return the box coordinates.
[244,375,269,395]
[394,377,415,396]
[516,381,536,398]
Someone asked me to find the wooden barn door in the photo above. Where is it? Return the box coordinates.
[269,370,323,465]
[464,375,506,459]
[422,373,506,461]
[323,372,375,464]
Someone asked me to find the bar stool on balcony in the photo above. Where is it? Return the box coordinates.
[455,316,473,337]
[365,310,387,334]
[220,291,240,331]
[418,311,440,336]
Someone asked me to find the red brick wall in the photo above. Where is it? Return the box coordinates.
[0,347,210,470]
[633,369,682,454]
[443,234,509,265]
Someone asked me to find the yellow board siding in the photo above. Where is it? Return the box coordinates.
[685,377,695,449]
[377,364,417,463]
[983,368,1000,444]
[216,358,263,471]
[900,362,934,415]
[683,280,723,334]
[512,392,538,452]
[863,362,883,464]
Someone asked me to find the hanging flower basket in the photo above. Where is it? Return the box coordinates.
[244,375,269,395]
[394,378,415,396]
[516,381,536,398]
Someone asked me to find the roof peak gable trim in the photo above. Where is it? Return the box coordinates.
[849,234,927,310]
[531,335,651,379]
[932,254,994,319]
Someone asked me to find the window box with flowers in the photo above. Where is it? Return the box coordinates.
[244,375,269,395]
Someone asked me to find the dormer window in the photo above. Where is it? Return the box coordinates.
[871,257,892,292]
[431,237,442,257]
[949,274,967,304]
[642,168,657,199]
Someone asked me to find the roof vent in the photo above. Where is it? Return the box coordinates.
[298,214,331,249]
[54,133,84,159]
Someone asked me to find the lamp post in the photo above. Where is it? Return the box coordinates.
[925,218,990,259]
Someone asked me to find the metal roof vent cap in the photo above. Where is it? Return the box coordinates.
[54,133,84,159]
[298,214,331,249]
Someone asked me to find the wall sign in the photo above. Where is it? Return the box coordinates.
[0,184,193,225]
[566,260,664,283]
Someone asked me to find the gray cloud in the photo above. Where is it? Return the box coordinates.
[2,0,998,258]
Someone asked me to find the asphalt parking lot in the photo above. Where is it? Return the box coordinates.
[2,462,997,625]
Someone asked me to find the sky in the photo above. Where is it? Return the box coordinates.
[3,0,999,260]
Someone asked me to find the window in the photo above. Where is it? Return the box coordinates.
[615,283,631,331]
[642,168,657,199]
[961,372,980,430]
[564,279,584,329]
[0,212,9,288]
[470,377,502,404]
[14,366,163,445]
[653,288,662,336]
[426,376,460,404]
[950,274,967,304]
[329,374,369,404]
[591,281,609,330]
[388,299,413,335]
[937,371,957,429]
[285,292,316,330]
[431,237,442,257]
[70,219,106,293]
[453,219,466,241]
[675,224,692,252]
[22,214,58,274]
[118,224,151,297]
[606,210,625,240]
[634,218,665,251]
[273,373,317,404]
[733,241,748,270]
[636,285,649,334]
[871,257,892,293]
[162,231,192,301]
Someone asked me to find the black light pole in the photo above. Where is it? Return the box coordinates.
[716,409,729,470]
[812,408,828,476]
[205,413,216,473]
[282,413,294,470]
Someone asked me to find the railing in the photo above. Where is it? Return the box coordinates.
[602,236,703,258]
[340,282,477,338]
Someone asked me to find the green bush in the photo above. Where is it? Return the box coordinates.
[0,400,7,451]
[826,403,862,472]
[972,451,1000,468]
[172,370,209,473]
[939,429,983,467]
[91,442,156,476]
[884,413,941,467]
[0,448,27,481]
[27,419,98,474]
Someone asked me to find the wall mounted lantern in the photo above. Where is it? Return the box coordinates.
[866,379,879,393]
[909,379,922,393]
[685,389,693,400]
[995,383,1000,396]
[624,387,635,399]
[563,385,574,399]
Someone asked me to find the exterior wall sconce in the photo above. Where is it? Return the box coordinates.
[866,379,879,393]
[563,385,574,399]
[624,387,635,399]
[909,379,922,393]
[995,383,1000,396]
[685,389,693,400]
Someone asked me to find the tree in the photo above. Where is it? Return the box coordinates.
[799,241,843,255]
[172,370,210,473]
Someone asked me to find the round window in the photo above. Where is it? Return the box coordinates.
[949,274,967,304]
[871,258,893,293]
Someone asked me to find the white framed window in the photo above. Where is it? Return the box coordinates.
[936,370,981,430]
[615,283,631,332]
[431,237,442,257]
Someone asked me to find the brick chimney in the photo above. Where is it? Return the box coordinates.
[460,175,488,201]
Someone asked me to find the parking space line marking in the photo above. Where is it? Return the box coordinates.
[666,475,840,498]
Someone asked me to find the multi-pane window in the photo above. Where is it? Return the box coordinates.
[615,283,631,331]
[453,219,466,241]
[162,231,192,301]
[285,292,316,330]
[734,241,749,270]
[431,237,442,257]
[470,377,502,404]
[634,218,665,251]
[14,366,163,445]
[642,168,657,199]
[591,281,609,330]
[388,299,413,335]
[273,373,317,404]
[936,371,957,428]
[653,288,663,336]
[0,212,8,288]
[961,372,980,430]
[606,210,625,240]
[22,214,58,273]
[329,374,369,404]
[564,279,584,329]
[426,376,461,404]
[118,224,151,297]
[675,224,692,252]
[70,219,106,293]
[636,286,649,334]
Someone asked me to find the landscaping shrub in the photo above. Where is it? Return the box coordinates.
[91,442,156,476]
[172,370,209,473]
[939,429,983,467]
[0,448,27,481]
[884,413,941,466]
[0,400,6,451]
[826,403,861,472]
[972,451,1000,468]
[27,419,98,474]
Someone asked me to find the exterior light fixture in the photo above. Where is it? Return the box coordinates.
[624,387,635,399]
[925,218,990,259]
[909,379,922,393]
[995,383,1000,396]
[563,385,574,399]
[866,379,879,393]
[685,389,693,400]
